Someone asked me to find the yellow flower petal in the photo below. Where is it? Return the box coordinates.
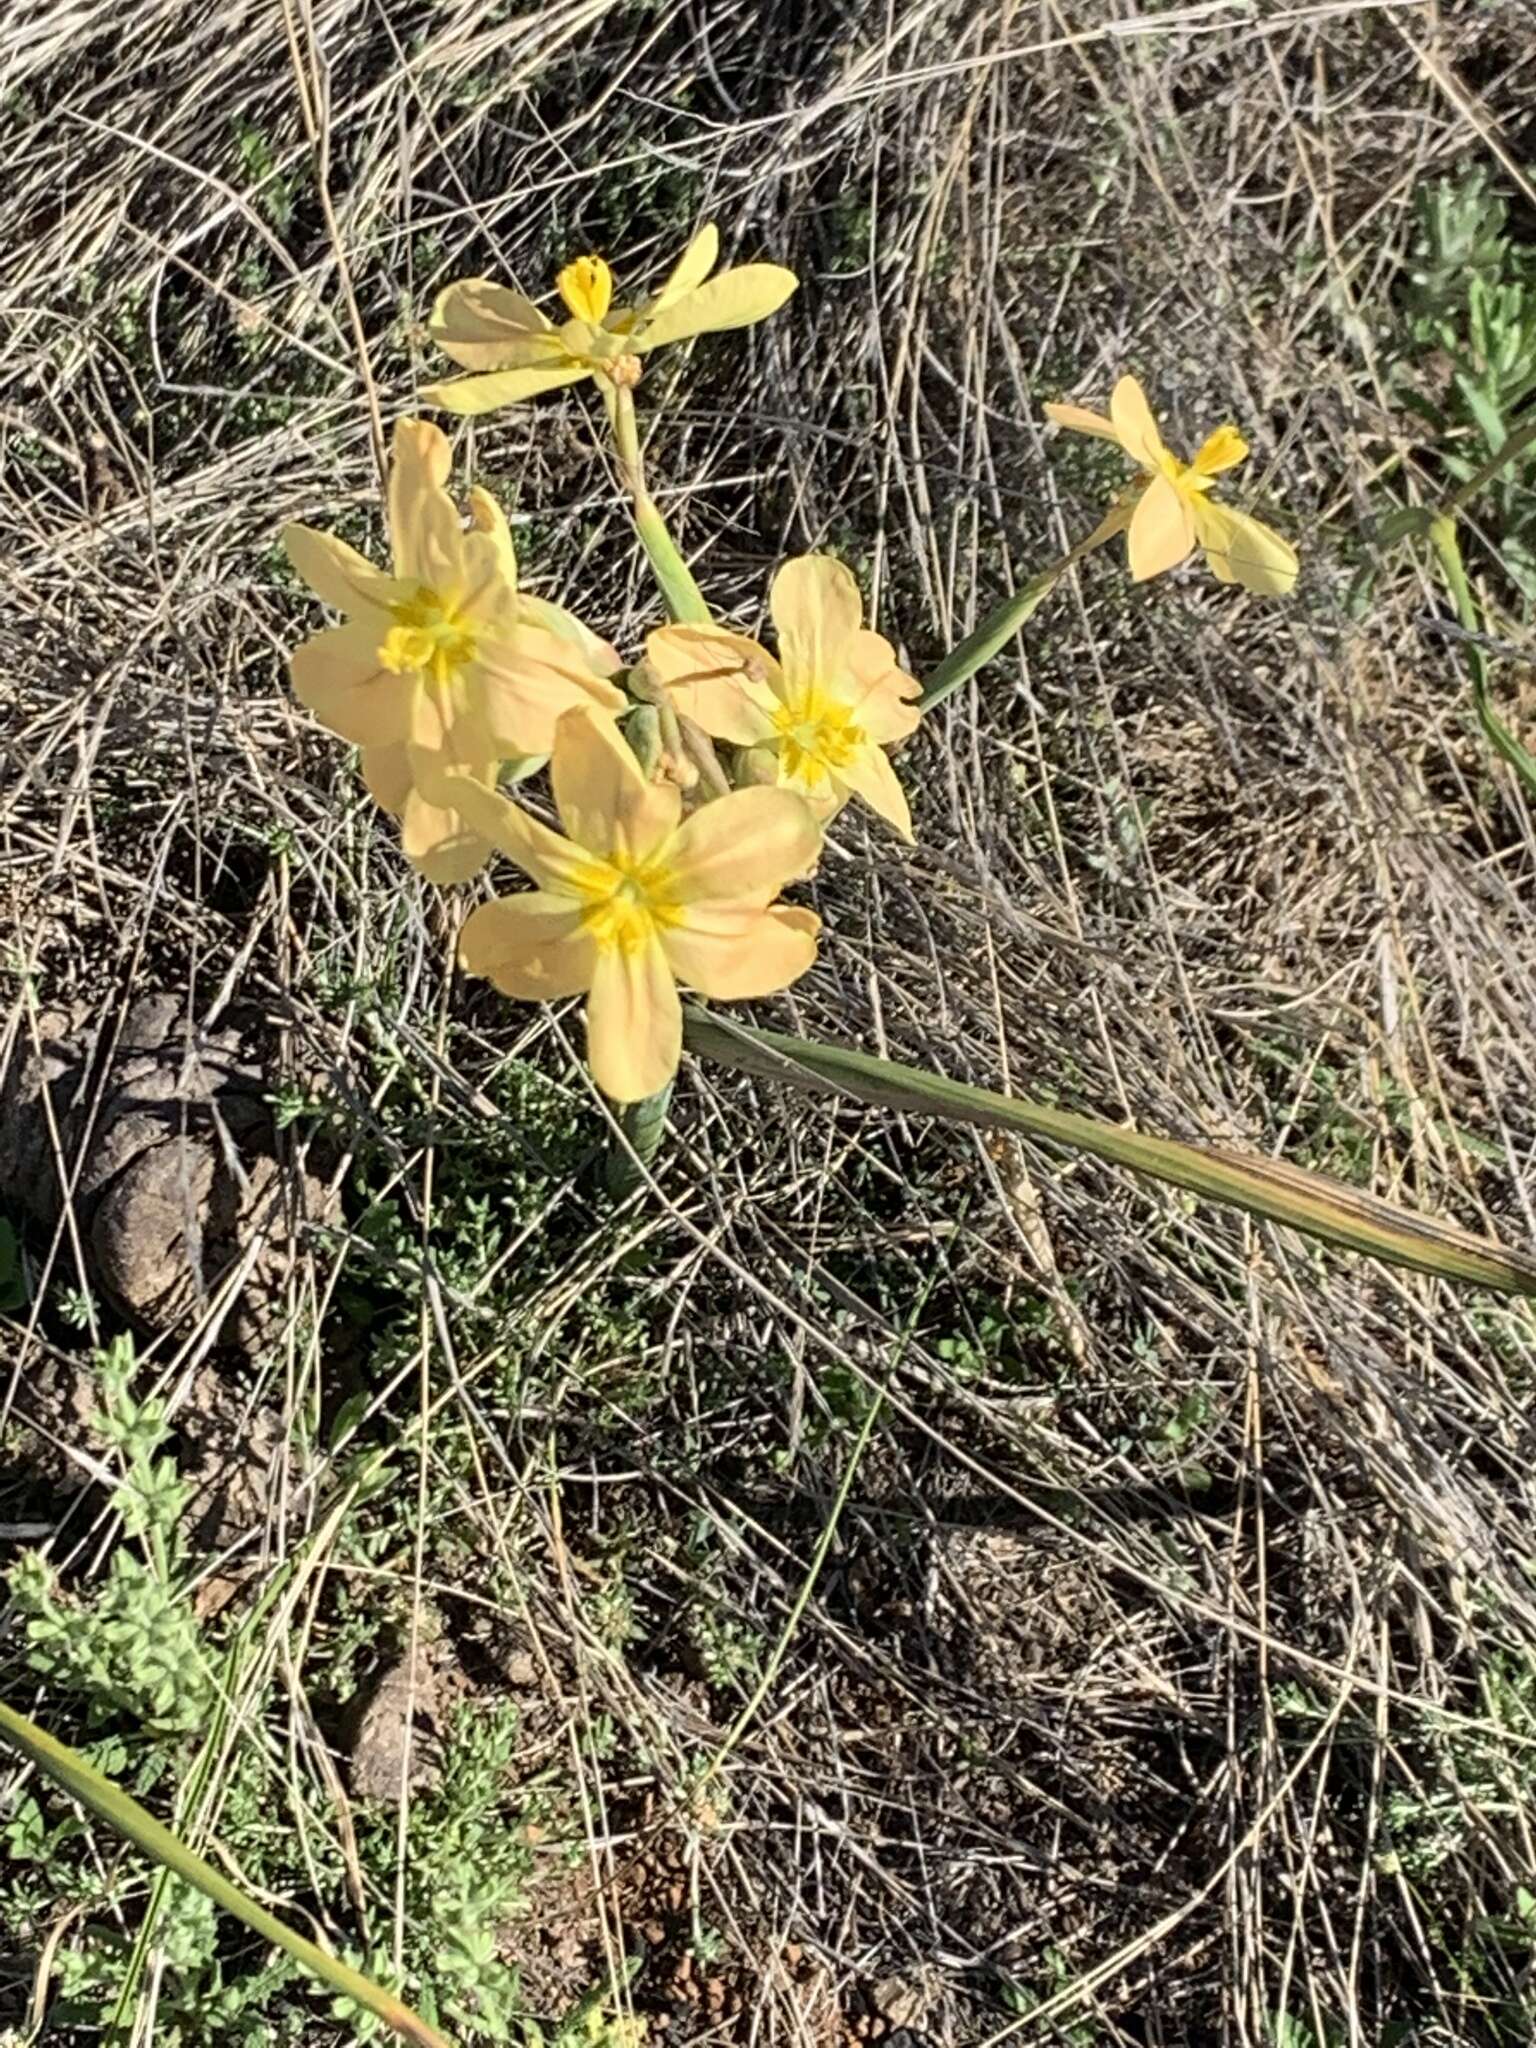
[1191,497,1299,596]
[405,708,498,806]
[517,593,623,675]
[1108,374,1171,472]
[1190,423,1249,476]
[645,624,780,746]
[661,901,819,999]
[421,363,591,415]
[1042,401,1120,442]
[459,894,596,998]
[470,629,626,757]
[831,742,913,841]
[429,278,558,370]
[453,529,521,635]
[634,264,797,352]
[842,630,921,742]
[770,555,862,689]
[1125,473,1195,581]
[290,621,414,746]
[550,706,681,863]
[388,418,463,586]
[554,317,598,360]
[399,781,492,884]
[557,255,613,325]
[465,486,518,589]
[361,742,412,812]
[586,937,682,1103]
[650,223,720,312]
[665,786,822,904]
[441,774,599,894]
[282,523,399,618]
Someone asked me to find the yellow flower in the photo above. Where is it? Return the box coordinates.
[449,708,822,1103]
[644,556,922,840]
[282,419,625,882]
[1043,374,1299,596]
[421,224,797,416]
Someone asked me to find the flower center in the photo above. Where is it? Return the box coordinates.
[571,848,682,956]
[378,587,477,686]
[1157,449,1214,496]
[772,688,865,789]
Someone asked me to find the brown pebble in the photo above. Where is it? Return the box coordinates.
[643,1920,667,1946]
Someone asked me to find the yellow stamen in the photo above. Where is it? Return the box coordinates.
[558,255,614,326]
[570,848,682,956]
[771,687,865,790]
[378,586,477,686]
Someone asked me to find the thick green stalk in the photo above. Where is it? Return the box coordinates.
[606,1079,674,1199]
[0,1699,453,2048]
[683,1011,1536,1297]
[633,492,712,625]
[610,384,711,626]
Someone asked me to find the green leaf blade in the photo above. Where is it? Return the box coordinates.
[0,1700,455,2048]
[684,1012,1536,1297]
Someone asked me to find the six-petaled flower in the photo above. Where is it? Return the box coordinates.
[422,225,797,417]
[283,419,624,881]
[1044,373,1299,596]
[449,708,821,1102]
[646,556,922,841]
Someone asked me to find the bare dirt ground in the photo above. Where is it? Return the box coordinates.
[5,2,1536,2044]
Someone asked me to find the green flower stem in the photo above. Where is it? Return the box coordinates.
[0,1697,453,2048]
[916,507,1126,715]
[605,1079,675,1200]
[683,1009,1536,1297]
[632,490,712,626]
[610,384,711,626]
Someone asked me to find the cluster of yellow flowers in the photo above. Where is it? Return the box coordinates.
[283,226,1298,1107]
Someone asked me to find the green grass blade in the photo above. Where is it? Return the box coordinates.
[1429,513,1536,796]
[0,1698,454,2048]
[683,1011,1536,1296]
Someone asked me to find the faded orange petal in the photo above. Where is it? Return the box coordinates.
[549,706,680,863]
[1125,473,1195,581]
[291,622,414,747]
[666,786,822,904]
[770,555,863,689]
